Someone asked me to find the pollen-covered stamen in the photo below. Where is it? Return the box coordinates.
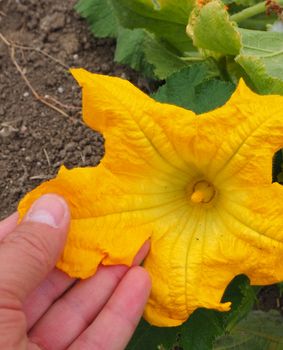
[190,180,216,204]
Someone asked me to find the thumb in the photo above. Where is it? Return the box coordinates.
[0,194,70,303]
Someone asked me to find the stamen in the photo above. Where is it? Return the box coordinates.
[190,180,216,204]
[191,190,205,203]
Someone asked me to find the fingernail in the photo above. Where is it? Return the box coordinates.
[24,194,68,228]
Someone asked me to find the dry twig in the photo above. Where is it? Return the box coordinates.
[44,95,81,111]
[43,148,51,167]
[30,174,54,181]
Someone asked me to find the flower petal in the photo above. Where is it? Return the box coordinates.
[17,73,283,327]
[153,79,283,183]
[220,183,283,285]
[70,69,192,181]
[144,180,283,326]
[18,165,186,278]
[143,206,233,326]
[203,79,283,184]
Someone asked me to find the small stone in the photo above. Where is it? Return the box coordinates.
[0,125,17,138]
[46,76,57,87]
[34,61,44,69]
[59,33,80,55]
[101,63,110,73]
[58,86,64,94]
[40,12,65,32]
[65,142,76,152]
[27,18,38,31]
[25,156,32,162]
[23,92,29,97]
[47,32,60,43]
[83,145,93,156]
[20,125,28,133]
[59,149,66,158]
[50,139,63,148]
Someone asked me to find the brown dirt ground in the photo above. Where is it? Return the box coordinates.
[1,0,282,324]
[0,0,152,220]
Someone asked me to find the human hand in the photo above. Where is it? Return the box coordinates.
[0,194,151,350]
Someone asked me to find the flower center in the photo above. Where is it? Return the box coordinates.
[190,180,216,204]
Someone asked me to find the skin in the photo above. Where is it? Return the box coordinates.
[0,195,151,350]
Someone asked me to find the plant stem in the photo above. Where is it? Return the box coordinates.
[180,56,204,61]
[230,0,283,23]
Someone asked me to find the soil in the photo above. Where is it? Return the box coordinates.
[0,0,151,220]
[0,0,282,325]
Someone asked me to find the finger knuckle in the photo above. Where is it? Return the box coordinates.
[3,226,53,271]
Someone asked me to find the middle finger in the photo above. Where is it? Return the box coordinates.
[23,268,76,330]
[28,264,128,350]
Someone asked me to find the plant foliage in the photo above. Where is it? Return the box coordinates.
[213,310,283,349]
[127,276,258,350]
[76,0,283,91]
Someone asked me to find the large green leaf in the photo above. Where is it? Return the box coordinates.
[187,0,283,95]
[115,28,189,79]
[219,275,259,332]
[213,310,283,349]
[187,0,241,56]
[127,275,257,350]
[153,64,236,113]
[75,0,119,37]
[274,150,283,183]
[114,28,155,78]
[126,318,179,350]
[179,309,224,350]
[76,0,197,78]
[180,276,257,350]
[236,28,283,94]
[110,0,195,53]
[144,35,190,79]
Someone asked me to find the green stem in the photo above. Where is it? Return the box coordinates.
[180,56,204,61]
[230,0,283,23]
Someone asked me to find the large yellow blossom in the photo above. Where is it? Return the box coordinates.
[18,69,283,327]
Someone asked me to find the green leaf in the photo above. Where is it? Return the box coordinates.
[187,0,241,56]
[236,28,283,94]
[234,0,259,6]
[153,64,236,114]
[114,28,155,77]
[126,309,224,350]
[128,274,257,350]
[180,309,224,350]
[220,275,259,332]
[144,38,190,79]
[274,150,283,184]
[76,0,197,78]
[213,310,283,349]
[110,0,195,53]
[126,318,179,350]
[187,2,283,95]
[179,276,257,349]
[115,27,189,79]
[75,0,119,37]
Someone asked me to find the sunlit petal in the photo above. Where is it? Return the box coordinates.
[18,71,283,326]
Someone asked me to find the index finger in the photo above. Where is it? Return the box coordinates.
[0,212,19,241]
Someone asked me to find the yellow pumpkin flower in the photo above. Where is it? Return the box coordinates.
[18,69,283,327]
